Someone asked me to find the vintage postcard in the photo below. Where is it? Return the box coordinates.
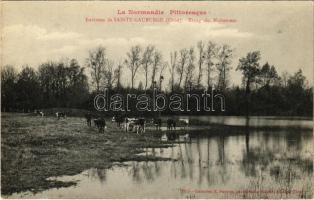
[1,1,313,199]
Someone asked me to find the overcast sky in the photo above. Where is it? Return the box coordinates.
[2,1,313,88]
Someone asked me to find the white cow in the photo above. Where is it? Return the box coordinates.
[35,110,44,117]
[179,118,189,129]
[125,118,145,134]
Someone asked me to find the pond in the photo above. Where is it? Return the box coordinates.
[8,116,313,198]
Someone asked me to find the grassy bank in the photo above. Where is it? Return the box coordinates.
[1,113,172,196]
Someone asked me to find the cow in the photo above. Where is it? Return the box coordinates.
[153,118,162,130]
[134,118,145,134]
[167,119,176,130]
[179,118,189,129]
[35,110,44,117]
[94,118,106,133]
[85,113,92,127]
[125,118,145,134]
[56,112,66,120]
[113,115,124,128]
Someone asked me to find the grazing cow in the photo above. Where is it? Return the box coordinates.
[153,118,162,130]
[35,110,44,117]
[167,119,176,130]
[94,118,106,133]
[179,118,189,129]
[85,113,92,127]
[56,112,66,120]
[134,118,145,134]
[124,117,135,132]
[125,118,145,134]
[113,115,124,128]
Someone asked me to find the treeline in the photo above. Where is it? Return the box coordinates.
[1,59,89,112]
[1,41,313,116]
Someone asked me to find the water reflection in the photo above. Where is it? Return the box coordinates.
[90,127,311,198]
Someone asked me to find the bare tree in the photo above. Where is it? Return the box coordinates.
[177,48,189,89]
[205,41,216,89]
[103,59,115,89]
[281,71,289,88]
[151,50,162,88]
[216,44,233,90]
[158,61,168,91]
[125,45,142,89]
[169,51,177,92]
[184,47,196,91]
[196,41,205,88]
[86,46,107,92]
[114,62,123,89]
[141,45,155,90]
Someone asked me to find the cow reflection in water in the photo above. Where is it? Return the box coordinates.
[87,168,107,183]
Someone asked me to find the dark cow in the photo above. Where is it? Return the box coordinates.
[153,118,162,130]
[167,119,176,130]
[56,112,66,120]
[85,113,92,127]
[134,118,145,134]
[35,110,44,117]
[113,115,124,128]
[94,118,106,133]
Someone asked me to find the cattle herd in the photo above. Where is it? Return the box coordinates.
[85,113,189,134]
[33,110,190,136]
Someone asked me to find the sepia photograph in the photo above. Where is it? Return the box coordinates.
[1,1,313,199]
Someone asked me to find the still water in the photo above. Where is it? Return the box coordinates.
[9,117,313,198]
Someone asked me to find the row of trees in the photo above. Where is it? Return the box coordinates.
[1,59,89,112]
[1,41,313,116]
[86,41,234,92]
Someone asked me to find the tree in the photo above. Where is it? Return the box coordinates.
[286,69,309,115]
[205,41,216,89]
[141,45,155,90]
[125,45,142,89]
[38,62,56,107]
[103,59,115,89]
[184,47,196,91]
[15,66,41,111]
[65,59,89,107]
[216,44,233,90]
[237,51,261,115]
[86,46,107,92]
[151,50,162,88]
[288,69,306,89]
[138,81,144,91]
[38,59,89,108]
[1,65,17,111]
[196,41,205,88]
[158,61,168,91]
[259,62,279,87]
[281,71,289,88]
[169,51,177,92]
[177,48,189,89]
[114,62,123,89]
